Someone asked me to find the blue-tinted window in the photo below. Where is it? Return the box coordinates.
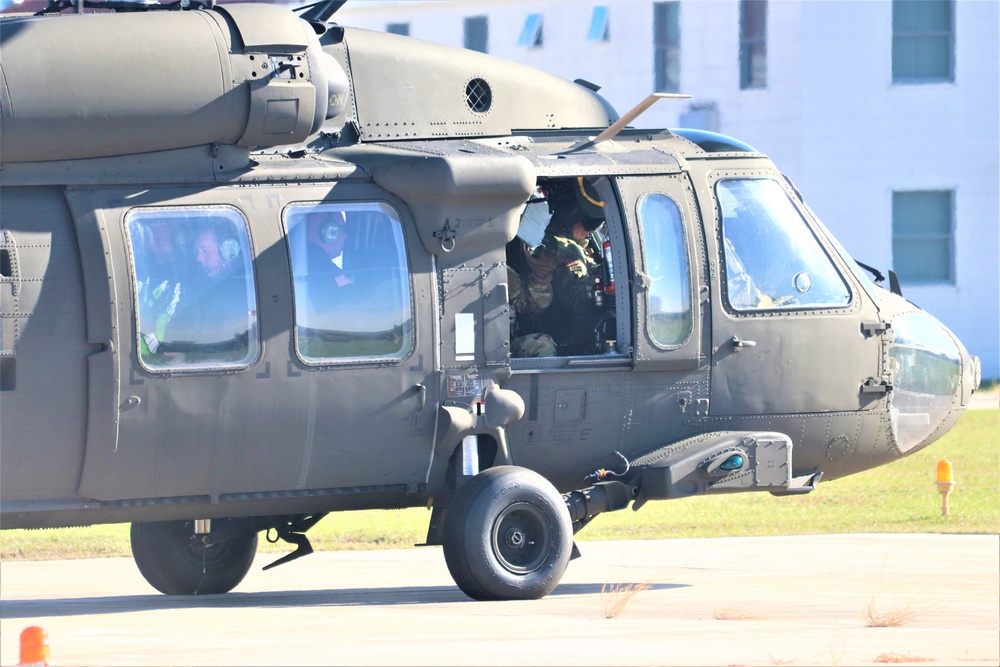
[285,203,413,363]
[588,6,610,42]
[639,194,691,347]
[892,0,954,83]
[892,190,954,283]
[126,206,258,371]
[518,13,543,48]
[386,23,409,36]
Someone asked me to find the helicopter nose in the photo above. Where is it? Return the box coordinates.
[888,312,973,455]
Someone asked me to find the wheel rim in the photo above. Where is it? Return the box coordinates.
[491,502,551,574]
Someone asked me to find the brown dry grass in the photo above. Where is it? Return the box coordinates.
[863,593,929,628]
[873,653,935,663]
[600,580,651,618]
[712,606,760,621]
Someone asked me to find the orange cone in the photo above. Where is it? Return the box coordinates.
[19,626,49,666]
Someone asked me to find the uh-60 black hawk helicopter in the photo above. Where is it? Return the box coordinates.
[0,0,982,601]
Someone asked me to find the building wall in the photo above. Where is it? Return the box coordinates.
[335,0,999,379]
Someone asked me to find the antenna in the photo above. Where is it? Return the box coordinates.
[296,0,346,23]
[593,93,691,143]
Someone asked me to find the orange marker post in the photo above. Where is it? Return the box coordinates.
[935,459,955,516]
[19,626,49,666]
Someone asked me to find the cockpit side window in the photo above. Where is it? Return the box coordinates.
[125,206,258,371]
[717,179,850,312]
[284,202,413,364]
[638,194,692,347]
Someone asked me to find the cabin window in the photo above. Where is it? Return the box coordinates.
[638,194,692,347]
[386,23,409,36]
[125,207,258,371]
[717,179,850,311]
[284,203,413,363]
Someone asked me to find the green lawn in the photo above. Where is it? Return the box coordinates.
[1,410,996,561]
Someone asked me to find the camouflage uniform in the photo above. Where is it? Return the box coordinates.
[508,263,557,358]
[525,232,603,356]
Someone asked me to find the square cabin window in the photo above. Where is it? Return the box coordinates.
[126,206,259,371]
[892,190,954,284]
[285,202,413,363]
[386,23,409,36]
[892,0,954,83]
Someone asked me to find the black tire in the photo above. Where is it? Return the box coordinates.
[443,466,572,601]
[130,519,258,595]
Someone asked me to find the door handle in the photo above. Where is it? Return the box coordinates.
[731,335,756,349]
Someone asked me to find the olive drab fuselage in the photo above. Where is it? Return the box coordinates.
[0,3,979,578]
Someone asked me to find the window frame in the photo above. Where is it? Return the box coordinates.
[739,0,767,90]
[282,200,416,367]
[653,1,681,93]
[518,13,544,48]
[891,189,955,285]
[587,5,610,43]
[124,204,260,374]
[891,0,955,84]
[464,15,489,53]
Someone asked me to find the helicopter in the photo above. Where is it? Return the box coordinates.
[0,0,982,601]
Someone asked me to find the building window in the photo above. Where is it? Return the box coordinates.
[653,2,680,93]
[739,0,767,89]
[518,13,543,48]
[892,191,954,284]
[386,23,409,36]
[285,202,413,363]
[587,5,610,42]
[464,15,488,53]
[892,0,954,83]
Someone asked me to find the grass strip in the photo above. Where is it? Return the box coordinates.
[1,410,995,560]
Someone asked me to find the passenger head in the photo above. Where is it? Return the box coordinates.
[547,177,605,240]
[195,227,238,277]
[307,211,347,258]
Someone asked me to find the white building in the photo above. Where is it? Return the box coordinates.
[336,0,999,380]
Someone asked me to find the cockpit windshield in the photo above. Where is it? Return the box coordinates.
[717,179,851,311]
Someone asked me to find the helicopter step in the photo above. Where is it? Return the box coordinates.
[631,431,801,510]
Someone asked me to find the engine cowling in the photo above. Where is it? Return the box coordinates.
[0,4,348,163]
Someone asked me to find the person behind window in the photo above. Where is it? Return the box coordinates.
[524,177,607,355]
[136,220,183,357]
[305,211,353,288]
[508,241,559,358]
[160,223,253,362]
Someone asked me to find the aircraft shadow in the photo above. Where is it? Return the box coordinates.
[0,582,687,619]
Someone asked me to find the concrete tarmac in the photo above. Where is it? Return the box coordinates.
[1,534,997,666]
